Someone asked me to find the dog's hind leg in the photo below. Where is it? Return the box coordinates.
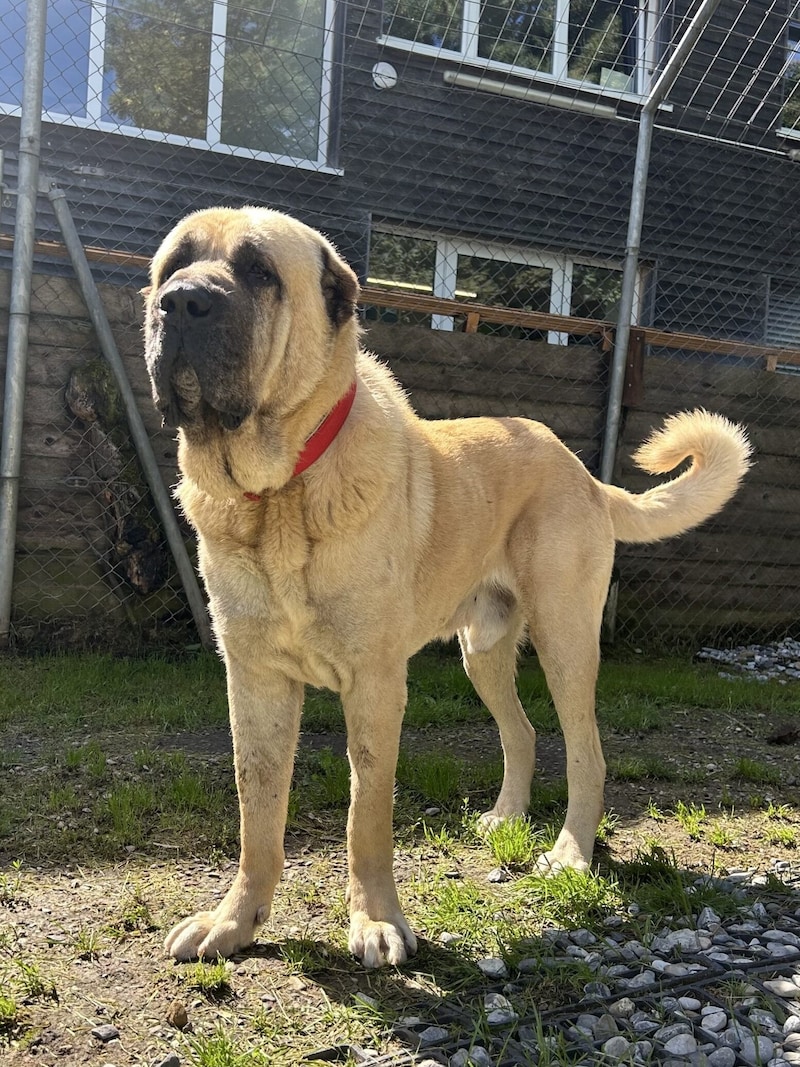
[523,566,609,874]
[342,665,417,968]
[459,617,536,832]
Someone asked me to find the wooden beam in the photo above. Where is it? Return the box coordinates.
[4,233,799,368]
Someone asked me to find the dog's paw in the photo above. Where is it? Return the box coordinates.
[164,911,258,961]
[476,808,525,836]
[535,848,590,877]
[349,911,417,968]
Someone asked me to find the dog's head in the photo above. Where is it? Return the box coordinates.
[143,207,359,434]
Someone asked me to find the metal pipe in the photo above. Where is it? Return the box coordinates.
[46,183,214,650]
[599,0,725,484]
[0,0,48,647]
[444,70,620,119]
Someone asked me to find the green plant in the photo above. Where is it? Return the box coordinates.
[764,825,798,848]
[707,823,736,849]
[607,756,676,781]
[397,749,464,807]
[0,994,22,1041]
[72,927,104,960]
[309,749,351,808]
[673,800,707,840]
[15,960,57,1001]
[733,758,781,785]
[485,816,539,868]
[180,958,233,1000]
[0,861,23,906]
[185,1027,265,1066]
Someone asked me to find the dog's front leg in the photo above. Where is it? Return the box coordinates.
[164,655,302,960]
[342,669,417,968]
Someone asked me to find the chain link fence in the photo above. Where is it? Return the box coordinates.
[1,0,799,650]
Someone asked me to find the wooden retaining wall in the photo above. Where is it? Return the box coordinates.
[1,272,798,647]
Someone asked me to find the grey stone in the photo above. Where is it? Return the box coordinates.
[698,906,722,930]
[739,1035,774,1065]
[91,1025,120,1043]
[785,1017,800,1036]
[450,1048,493,1067]
[478,958,508,980]
[763,929,800,947]
[419,1026,450,1047]
[609,997,636,1018]
[486,1009,517,1028]
[583,981,611,998]
[707,1049,737,1067]
[153,1057,181,1067]
[632,1040,654,1060]
[655,1023,693,1043]
[571,929,597,947]
[678,996,702,1011]
[630,1012,659,1034]
[701,1011,728,1033]
[625,969,656,989]
[652,929,712,954]
[486,867,510,883]
[664,1034,699,1056]
[785,1034,800,1052]
[602,1036,631,1058]
[594,1013,620,1040]
[749,1008,781,1033]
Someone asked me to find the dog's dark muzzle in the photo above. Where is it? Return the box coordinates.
[148,279,251,431]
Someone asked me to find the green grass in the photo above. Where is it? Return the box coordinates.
[180,959,233,1000]
[185,1028,265,1066]
[0,994,22,1042]
[733,757,781,785]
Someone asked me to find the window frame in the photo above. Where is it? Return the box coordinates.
[0,0,341,172]
[369,225,634,345]
[777,15,800,139]
[378,0,662,105]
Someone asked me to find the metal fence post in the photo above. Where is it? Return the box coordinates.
[46,184,214,650]
[599,0,726,485]
[0,0,48,647]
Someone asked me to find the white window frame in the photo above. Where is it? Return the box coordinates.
[371,227,634,346]
[777,16,800,140]
[379,0,661,105]
[0,0,341,173]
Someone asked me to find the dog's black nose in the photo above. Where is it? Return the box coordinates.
[160,281,214,320]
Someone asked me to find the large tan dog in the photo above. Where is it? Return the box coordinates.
[144,206,751,968]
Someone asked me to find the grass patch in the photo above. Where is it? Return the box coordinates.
[186,1028,265,1066]
[733,758,781,785]
[180,959,233,1000]
[608,755,676,781]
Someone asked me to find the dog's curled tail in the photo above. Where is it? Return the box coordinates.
[604,409,752,545]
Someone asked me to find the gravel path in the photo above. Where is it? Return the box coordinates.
[320,870,800,1067]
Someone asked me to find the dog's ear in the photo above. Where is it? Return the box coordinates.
[320,246,359,327]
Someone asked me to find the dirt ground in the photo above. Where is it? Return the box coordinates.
[2,699,800,1066]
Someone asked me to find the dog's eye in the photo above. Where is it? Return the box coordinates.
[247,262,276,285]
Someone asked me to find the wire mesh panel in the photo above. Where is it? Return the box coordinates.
[1,0,799,648]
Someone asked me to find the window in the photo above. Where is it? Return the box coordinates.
[367,228,622,343]
[0,0,337,167]
[767,279,800,374]
[780,15,800,133]
[380,0,659,98]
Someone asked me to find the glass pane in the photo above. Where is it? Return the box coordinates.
[0,0,90,116]
[221,0,326,158]
[783,22,800,130]
[479,0,555,73]
[366,232,438,326]
[103,0,212,138]
[571,264,621,320]
[382,0,463,51]
[456,254,552,338]
[568,0,637,89]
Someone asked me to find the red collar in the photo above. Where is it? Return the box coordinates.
[243,380,357,501]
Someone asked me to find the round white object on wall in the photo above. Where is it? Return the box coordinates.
[372,62,398,90]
